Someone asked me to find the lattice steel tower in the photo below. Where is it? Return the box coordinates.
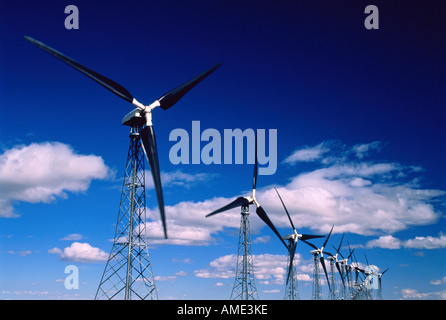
[283,249,300,300]
[95,127,158,300]
[327,258,337,300]
[230,205,259,300]
[311,254,322,300]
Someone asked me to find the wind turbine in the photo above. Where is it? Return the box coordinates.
[325,233,346,300]
[305,225,334,300]
[25,36,221,299]
[274,188,325,299]
[362,254,389,300]
[334,242,355,299]
[348,247,374,300]
[351,248,366,286]
[329,233,347,299]
[376,267,389,300]
[205,135,288,300]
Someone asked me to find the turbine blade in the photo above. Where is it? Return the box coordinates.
[286,241,297,285]
[335,261,345,287]
[301,234,325,241]
[322,225,334,249]
[205,197,250,217]
[274,188,295,231]
[347,247,355,260]
[158,62,222,110]
[301,239,318,251]
[356,267,366,274]
[320,256,331,291]
[337,233,345,253]
[364,253,370,267]
[255,205,288,250]
[323,251,333,257]
[337,250,345,260]
[140,126,167,239]
[24,36,134,103]
[345,265,352,283]
[381,268,389,275]
[352,249,358,264]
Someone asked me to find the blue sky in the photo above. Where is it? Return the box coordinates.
[0,0,445,300]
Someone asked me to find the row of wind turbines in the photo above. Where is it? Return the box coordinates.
[24,35,388,300]
[205,137,389,300]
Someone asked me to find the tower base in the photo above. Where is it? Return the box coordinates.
[95,127,158,300]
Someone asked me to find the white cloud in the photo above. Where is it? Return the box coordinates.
[194,254,236,279]
[7,250,32,256]
[49,242,108,263]
[282,142,330,164]
[141,140,444,246]
[145,169,217,190]
[154,275,177,282]
[283,141,383,165]
[60,233,85,241]
[0,142,110,217]
[253,236,271,244]
[193,253,310,286]
[144,197,244,245]
[350,177,372,187]
[400,288,446,300]
[366,235,402,249]
[430,276,446,285]
[263,289,280,293]
[366,233,446,250]
[352,141,382,159]
[270,142,444,236]
[402,234,446,249]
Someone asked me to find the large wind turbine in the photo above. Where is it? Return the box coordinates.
[205,138,288,250]
[25,35,221,239]
[362,254,389,300]
[333,242,355,299]
[206,135,288,299]
[328,233,346,299]
[376,267,389,300]
[25,36,221,299]
[274,188,325,299]
[305,225,334,300]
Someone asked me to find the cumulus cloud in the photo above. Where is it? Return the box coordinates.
[145,170,217,190]
[194,254,286,283]
[352,141,382,159]
[430,276,446,285]
[403,234,446,249]
[283,140,383,165]
[365,235,402,249]
[144,193,288,246]
[48,242,108,263]
[142,140,444,245]
[366,234,446,250]
[400,288,446,300]
[60,233,85,241]
[283,142,331,164]
[193,253,311,286]
[267,141,444,236]
[7,250,32,256]
[0,142,110,217]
